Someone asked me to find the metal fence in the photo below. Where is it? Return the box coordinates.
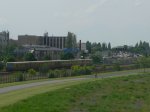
[0,73,49,84]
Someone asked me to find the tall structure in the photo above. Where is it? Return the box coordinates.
[78,40,87,51]
[43,32,67,49]
[0,31,9,52]
[65,32,77,49]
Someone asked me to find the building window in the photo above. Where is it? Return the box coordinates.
[60,38,62,49]
[47,37,49,46]
[50,38,52,47]
[44,37,46,45]
[54,38,56,47]
[57,38,59,48]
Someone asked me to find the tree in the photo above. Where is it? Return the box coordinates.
[24,53,37,61]
[91,51,103,64]
[128,41,150,56]
[28,69,37,76]
[1,55,16,63]
[39,64,49,74]
[86,41,92,53]
[135,43,139,48]
[124,45,128,51]
[43,55,51,60]
[64,32,77,59]
[61,52,74,60]
[6,55,15,62]
[5,44,17,55]
[108,42,111,50]
[0,62,4,71]
[66,32,77,49]
[102,43,107,50]
[137,57,150,72]
[91,42,98,53]
[97,42,102,51]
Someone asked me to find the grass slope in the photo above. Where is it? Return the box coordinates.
[0,79,92,108]
[0,76,83,88]
[0,73,150,112]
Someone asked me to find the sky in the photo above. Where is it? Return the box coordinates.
[0,0,150,46]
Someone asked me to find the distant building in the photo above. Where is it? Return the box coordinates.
[0,31,9,52]
[9,39,18,46]
[14,45,63,60]
[81,43,87,51]
[18,35,43,46]
[43,32,67,49]
[18,33,67,49]
[17,32,78,60]
[78,40,87,52]
[113,45,133,52]
[23,45,62,60]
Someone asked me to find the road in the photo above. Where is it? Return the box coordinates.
[0,69,147,94]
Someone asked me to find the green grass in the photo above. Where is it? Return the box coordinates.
[0,79,93,108]
[0,73,150,112]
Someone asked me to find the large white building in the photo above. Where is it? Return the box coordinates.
[0,31,9,52]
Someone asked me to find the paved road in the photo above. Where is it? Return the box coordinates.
[0,69,146,94]
[0,78,87,94]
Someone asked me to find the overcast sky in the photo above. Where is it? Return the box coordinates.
[0,0,150,46]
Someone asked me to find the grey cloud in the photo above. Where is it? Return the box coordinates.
[0,0,149,45]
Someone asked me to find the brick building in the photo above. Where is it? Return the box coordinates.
[18,35,43,46]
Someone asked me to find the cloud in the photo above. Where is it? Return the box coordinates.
[134,0,142,7]
[0,17,9,30]
[86,0,109,14]
[0,17,7,25]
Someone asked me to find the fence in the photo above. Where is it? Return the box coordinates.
[0,64,146,84]
[0,67,93,84]
[0,73,49,84]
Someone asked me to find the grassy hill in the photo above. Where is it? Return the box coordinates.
[0,73,150,112]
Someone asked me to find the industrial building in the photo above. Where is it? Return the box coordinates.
[18,32,67,49]
[18,35,43,46]
[14,45,63,60]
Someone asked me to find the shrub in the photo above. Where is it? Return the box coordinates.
[24,53,37,61]
[113,63,121,71]
[60,69,67,77]
[13,72,24,82]
[71,65,94,76]
[101,65,106,71]
[48,70,55,78]
[53,69,61,78]
[61,52,75,60]
[28,69,37,76]
[0,62,4,71]
[18,73,24,81]
[39,64,49,74]
[91,51,102,64]
[71,65,81,76]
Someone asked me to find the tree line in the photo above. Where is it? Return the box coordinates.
[86,40,150,56]
[86,41,111,54]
